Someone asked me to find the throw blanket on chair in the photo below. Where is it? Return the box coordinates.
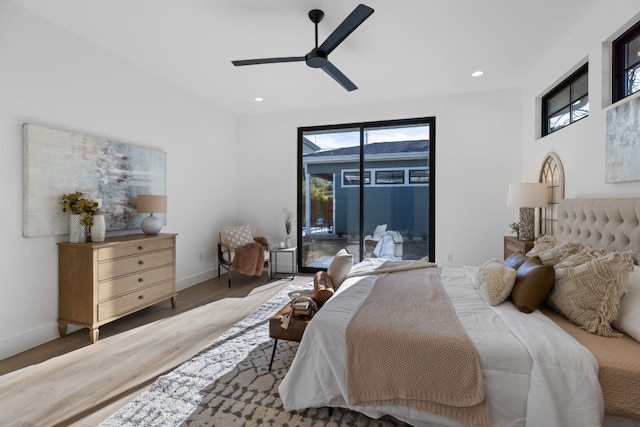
[345,262,489,427]
[232,237,267,276]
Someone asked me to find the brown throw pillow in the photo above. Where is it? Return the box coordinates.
[503,251,529,270]
[511,256,555,314]
[313,271,335,308]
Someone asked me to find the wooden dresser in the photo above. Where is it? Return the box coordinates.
[57,233,177,343]
[503,235,535,260]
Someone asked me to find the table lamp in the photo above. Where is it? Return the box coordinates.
[506,183,547,241]
[136,195,167,235]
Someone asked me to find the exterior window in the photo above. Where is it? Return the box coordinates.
[541,64,588,136]
[409,169,429,184]
[343,171,370,186]
[613,20,640,103]
[375,170,404,184]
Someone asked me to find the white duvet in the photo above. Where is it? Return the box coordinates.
[279,266,604,427]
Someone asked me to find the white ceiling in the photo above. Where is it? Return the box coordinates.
[13,0,599,116]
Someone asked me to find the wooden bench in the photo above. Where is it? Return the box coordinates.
[268,303,313,370]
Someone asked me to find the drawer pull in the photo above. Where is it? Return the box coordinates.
[138,245,144,251]
[138,277,144,283]
[138,260,144,265]
[138,295,144,300]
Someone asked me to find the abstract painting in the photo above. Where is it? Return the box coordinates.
[606,96,640,183]
[23,123,166,237]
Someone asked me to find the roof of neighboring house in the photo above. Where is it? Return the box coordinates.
[302,137,321,154]
[303,140,429,158]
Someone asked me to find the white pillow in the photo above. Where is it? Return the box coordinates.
[372,224,387,240]
[613,265,640,342]
[475,259,517,306]
[220,225,253,249]
[327,249,353,289]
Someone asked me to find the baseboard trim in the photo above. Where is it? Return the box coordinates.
[0,322,61,361]
[0,269,219,361]
[176,269,217,291]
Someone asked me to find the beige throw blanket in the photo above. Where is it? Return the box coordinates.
[232,237,267,276]
[345,262,489,427]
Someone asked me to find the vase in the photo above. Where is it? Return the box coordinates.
[286,236,292,248]
[69,214,87,243]
[90,209,106,242]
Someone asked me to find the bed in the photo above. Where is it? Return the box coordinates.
[279,198,640,427]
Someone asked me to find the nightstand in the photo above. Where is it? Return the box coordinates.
[270,246,297,280]
[504,235,535,260]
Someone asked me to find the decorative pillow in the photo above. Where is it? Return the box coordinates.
[549,251,634,337]
[612,265,640,342]
[313,271,335,308]
[503,251,529,270]
[476,259,517,306]
[526,235,582,266]
[327,249,353,289]
[553,247,607,269]
[221,225,254,249]
[511,256,555,314]
[526,235,560,256]
[535,242,582,266]
[372,224,387,240]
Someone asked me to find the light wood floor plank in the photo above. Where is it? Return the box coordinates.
[0,273,310,427]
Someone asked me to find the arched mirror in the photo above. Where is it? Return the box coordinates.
[538,152,565,236]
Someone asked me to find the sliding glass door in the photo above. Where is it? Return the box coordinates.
[298,117,435,273]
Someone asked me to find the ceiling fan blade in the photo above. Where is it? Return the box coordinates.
[321,60,357,91]
[318,4,374,55]
[232,56,305,66]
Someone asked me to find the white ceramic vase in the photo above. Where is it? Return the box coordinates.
[285,236,292,248]
[69,214,87,243]
[90,209,106,242]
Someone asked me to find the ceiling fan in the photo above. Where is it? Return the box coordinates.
[231,4,374,92]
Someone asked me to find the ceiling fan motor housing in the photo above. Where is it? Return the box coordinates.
[306,49,328,68]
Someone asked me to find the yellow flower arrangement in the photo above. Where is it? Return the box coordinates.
[61,191,98,226]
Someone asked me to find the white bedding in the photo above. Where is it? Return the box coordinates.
[279,266,603,427]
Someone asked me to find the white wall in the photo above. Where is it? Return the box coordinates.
[521,2,640,198]
[0,3,237,359]
[236,88,524,269]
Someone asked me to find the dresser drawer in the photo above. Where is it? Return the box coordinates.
[97,249,173,281]
[98,264,174,301]
[98,280,174,321]
[97,237,174,261]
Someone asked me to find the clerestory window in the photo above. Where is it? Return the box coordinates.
[612,20,640,103]
[541,64,589,136]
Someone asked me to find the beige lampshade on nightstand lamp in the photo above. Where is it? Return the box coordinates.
[506,183,547,241]
[136,195,167,235]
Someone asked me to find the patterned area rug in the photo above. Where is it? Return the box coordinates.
[100,283,408,426]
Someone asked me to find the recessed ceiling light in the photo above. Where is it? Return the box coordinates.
[254,97,264,102]
[471,71,484,77]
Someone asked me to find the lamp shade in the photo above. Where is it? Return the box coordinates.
[136,195,167,213]
[506,183,547,208]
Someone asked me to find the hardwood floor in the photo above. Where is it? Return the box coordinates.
[0,273,311,427]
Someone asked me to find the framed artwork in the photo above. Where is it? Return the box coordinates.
[23,123,167,238]
[606,96,640,183]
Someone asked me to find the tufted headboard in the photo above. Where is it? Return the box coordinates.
[556,198,640,264]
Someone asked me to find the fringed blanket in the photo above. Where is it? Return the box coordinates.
[345,262,489,427]
[232,237,267,276]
